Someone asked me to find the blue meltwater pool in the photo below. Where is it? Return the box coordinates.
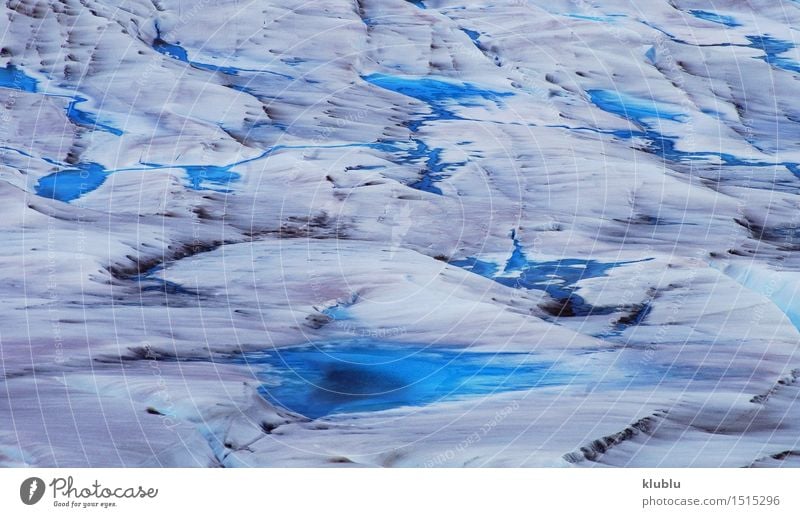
[231,342,577,419]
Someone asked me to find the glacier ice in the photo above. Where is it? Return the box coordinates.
[1,0,800,467]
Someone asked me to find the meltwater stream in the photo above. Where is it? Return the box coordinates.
[230,342,576,419]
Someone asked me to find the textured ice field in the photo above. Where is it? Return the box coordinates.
[1,0,800,467]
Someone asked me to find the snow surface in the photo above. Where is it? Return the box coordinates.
[1,0,800,466]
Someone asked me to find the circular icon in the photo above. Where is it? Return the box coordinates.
[20,477,45,505]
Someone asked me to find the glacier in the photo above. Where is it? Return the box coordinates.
[1,0,800,467]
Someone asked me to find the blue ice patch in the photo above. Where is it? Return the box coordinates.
[451,230,653,317]
[747,35,800,74]
[35,163,108,202]
[645,46,657,64]
[181,165,240,192]
[0,64,37,92]
[587,89,686,124]
[233,342,575,418]
[364,73,512,124]
[688,10,741,28]
[462,28,481,45]
[35,161,242,202]
[364,73,510,106]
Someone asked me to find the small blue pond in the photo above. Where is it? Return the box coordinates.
[181,165,240,191]
[34,139,408,203]
[233,343,575,419]
[36,161,241,202]
[0,64,38,92]
[35,163,108,202]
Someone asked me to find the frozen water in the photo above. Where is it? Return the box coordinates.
[35,163,108,202]
[64,97,123,136]
[36,162,240,201]
[153,30,292,79]
[587,89,687,124]
[0,64,37,92]
[364,73,512,122]
[3,0,800,468]
[452,230,653,318]
[747,35,800,74]
[689,10,742,27]
[177,165,239,192]
[232,342,574,419]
